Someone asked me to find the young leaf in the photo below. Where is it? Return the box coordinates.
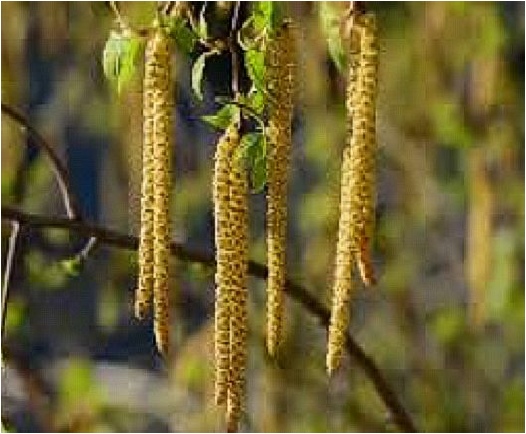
[251,156,267,193]
[165,15,198,54]
[102,30,142,94]
[202,104,239,130]
[191,52,209,100]
[318,2,347,72]
[251,1,284,34]
[61,257,82,277]
[245,49,265,92]
[239,132,267,192]
[245,88,265,115]
[253,1,274,32]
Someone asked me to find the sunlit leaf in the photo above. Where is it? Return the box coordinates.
[192,52,209,101]
[102,30,142,94]
[61,256,83,277]
[239,132,267,192]
[318,2,347,72]
[202,104,239,130]
[165,15,198,54]
[245,49,265,92]
[252,1,274,32]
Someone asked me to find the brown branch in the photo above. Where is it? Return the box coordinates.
[1,221,21,339]
[1,103,82,220]
[229,1,241,98]
[1,103,98,278]
[1,205,417,432]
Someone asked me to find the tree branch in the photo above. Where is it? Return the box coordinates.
[229,1,241,98]
[1,205,417,432]
[1,103,98,279]
[1,103,81,220]
[1,221,21,339]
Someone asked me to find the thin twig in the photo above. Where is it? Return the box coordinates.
[1,103,81,220]
[229,1,242,98]
[1,221,21,338]
[77,236,98,261]
[1,103,98,274]
[108,1,129,31]
[1,205,417,432]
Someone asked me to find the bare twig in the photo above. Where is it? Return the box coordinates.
[108,1,129,31]
[230,1,242,97]
[1,205,417,432]
[1,103,81,220]
[1,221,21,338]
[1,103,98,275]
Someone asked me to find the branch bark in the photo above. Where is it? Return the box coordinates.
[1,221,21,339]
[1,205,417,432]
[1,103,81,220]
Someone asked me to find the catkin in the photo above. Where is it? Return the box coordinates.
[349,14,378,287]
[327,13,378,374]
[265,21,297,357]
[327,147,354,375]
[135,37,156,320]
[213,125,238,406]
[212,123,249,431]
[147,27,173,356]
[226,135,249,433]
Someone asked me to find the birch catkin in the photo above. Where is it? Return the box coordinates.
[146,27,173,356]
[265,21,297,357]
[212,123,249,431]
[135,36,156,320]
[327,147,354,375]
[350,14,378,288]
[327,13,378,374]
[226,136,249,433]
[213,125,238,406]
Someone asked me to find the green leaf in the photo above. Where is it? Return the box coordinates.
[202,104,239,130]
[165,16,198,54]
[102,30,142,94]
[318,2,347,72]
[245,88,265,115]
[61,257,83,277]
[239,132,267,192]
[431,98,474,148]
[191,52,209,101]
[251,157,267,193]
[245,49,265,92]
[252,1,283,33]
[253,1,274,32]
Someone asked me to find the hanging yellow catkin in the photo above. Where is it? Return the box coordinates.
[226,135,249,433]
[135,33,156,320]
[148,26,173,356]
[327,12,378,374]
[213,125,238,406]
[350,14,378,288]
[265,21,297,357]
[327,146,355,375]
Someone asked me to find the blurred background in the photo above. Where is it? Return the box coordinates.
[1,2,524,432]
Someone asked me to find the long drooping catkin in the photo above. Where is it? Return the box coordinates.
[226,136,249,433]
[148,27,173,356]
[327,146,354,375]
[327,13,378,374]
[135,38,156,320]
[349,14,378,287]
[213,125,238,406]
[265,21,297,357]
